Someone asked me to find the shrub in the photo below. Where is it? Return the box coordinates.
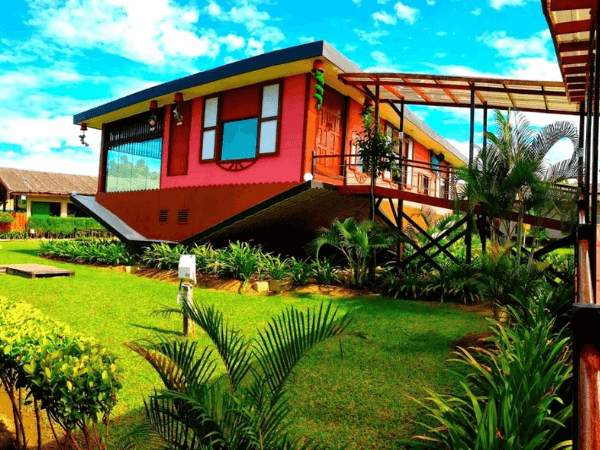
[141,243,186,269]
[39,239,138,265]
[0,230,27,239]
[0,212,15,224]
[310,256,341,285]
[412,292,572,449]
[263,254,289,280]
[0,297,122,450]
[221,241,265,289]
[28,217,104,238]
[288,257,311,286]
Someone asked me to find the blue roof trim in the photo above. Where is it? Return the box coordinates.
[73,41,328,124]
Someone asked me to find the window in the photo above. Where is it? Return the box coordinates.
[104,110,164,193]
[200,82,281,162]
[419,174,430,194]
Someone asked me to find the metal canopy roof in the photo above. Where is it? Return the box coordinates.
[338,72,580,115]
[542,0,595,103]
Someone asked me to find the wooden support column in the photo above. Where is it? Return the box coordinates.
[592,10,600,304]
[586,46,595,222]
[466,89,475,265]
[580,100,587,196]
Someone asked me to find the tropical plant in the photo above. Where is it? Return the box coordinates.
[310,256,340,285]
[221,241,265,290]
[141,243,186,269]
[0,212,15,224]
[127,301,356,450]
[287,256,311,286]
[354,105,400,220]
[457,108,579,249]
[263,254,289,280]
[412,292,572,449]
[313,217,400,288]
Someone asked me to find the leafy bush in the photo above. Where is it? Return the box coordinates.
[0,212,15,224]
[28,217,104,238]
[221,241,265,288]
[0,230,27,239]
[0,297,122,450]
[263,253,289,280]
[288,257,311,286]
[141,243,186,269]
[310,256,341,285]
[39,239,138,265]
[413,292,572,449]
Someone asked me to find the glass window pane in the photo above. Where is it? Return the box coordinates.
[259,120,277,154]
[204,97,218,128]
[104,138,162,192]
[202,130,216,160]
[261,84,279,118]
[221,119,258,161]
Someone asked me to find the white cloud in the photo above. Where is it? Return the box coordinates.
[352,0,361,5]
[219,34,246,52]
[478,30,551,59]
[245,38,264,56]
[489,0,534,9]
[426,0,435,5]
[446,138,470,159]
[435,53,446,58]
[298,36,315,44]
[377,0,389,3]
[394,2,419,25]
[354,29,389,45]
[436,31,447,37]
[27,0,225,66]
[472,8,482,15]
[372,10,398,26]
[345,44,358,52]
[371,50,390,65]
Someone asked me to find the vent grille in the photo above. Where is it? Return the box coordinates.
[177,209,189,224]
[159,210,168,223]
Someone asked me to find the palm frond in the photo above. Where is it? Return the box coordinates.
[254,302,353,400]
[182,302,253,393]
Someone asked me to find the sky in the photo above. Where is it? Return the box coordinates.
[0,0,579,176]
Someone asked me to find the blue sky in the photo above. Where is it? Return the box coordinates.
[0,0,577,175]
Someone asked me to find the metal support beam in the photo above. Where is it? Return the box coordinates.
[466,89,475,265]
[371,84,380,222]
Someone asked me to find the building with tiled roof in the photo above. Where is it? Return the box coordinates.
[0,168,97,217]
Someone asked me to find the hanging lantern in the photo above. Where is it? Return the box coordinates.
[173,93,184,126]
[148,100,158,131]
[79,123,89,147]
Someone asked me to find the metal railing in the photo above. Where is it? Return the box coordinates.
[311,152,458,201]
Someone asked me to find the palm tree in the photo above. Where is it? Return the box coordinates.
[313,217,400,288]
[126,301,354,450]
[457,108,580,249]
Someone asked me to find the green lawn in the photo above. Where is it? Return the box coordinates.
[0,240,488,449]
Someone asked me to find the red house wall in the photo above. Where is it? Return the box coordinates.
[160,74,307,188]
[96,182,298,241]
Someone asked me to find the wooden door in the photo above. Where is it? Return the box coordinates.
[315,87,344,177]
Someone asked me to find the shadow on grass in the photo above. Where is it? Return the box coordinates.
[130,323,183,337]
[7,248,41,258]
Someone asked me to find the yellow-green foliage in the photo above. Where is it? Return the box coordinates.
[0,297,122,429]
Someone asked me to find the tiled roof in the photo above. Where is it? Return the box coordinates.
[0,168,97,196]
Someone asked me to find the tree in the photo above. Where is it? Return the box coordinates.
[457,108,579,250]
[354,106,400,221]
[127,301,355,450]
[313,217,401,288]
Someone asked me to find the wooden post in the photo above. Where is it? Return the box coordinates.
[466,89,475,265]
[592,8,600,304]
[398,99,405,261]
[181,284,195,337]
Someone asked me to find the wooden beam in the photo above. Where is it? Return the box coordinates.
[435,79,460,103]
[555,19,592,35]
[559,40,592,53]
[384,99,579,115]
[343,80,567,97]
[402,77,432,102]
[550,0,593,11]
[567,75,588,83]
[564,65,588,75]
[562,55,591,65]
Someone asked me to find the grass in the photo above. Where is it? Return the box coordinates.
[0,240,488,449]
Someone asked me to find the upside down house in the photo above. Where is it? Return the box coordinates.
[72,41,466,253]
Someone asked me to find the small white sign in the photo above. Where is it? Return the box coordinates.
[178,254,196,283]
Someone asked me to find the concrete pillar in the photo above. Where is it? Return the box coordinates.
[60,201,68,217]
[26,198,31,218]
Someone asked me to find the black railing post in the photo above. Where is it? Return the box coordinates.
[466,89,475,265]
[311,151,316,178]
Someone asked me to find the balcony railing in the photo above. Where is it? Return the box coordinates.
[311,152,458,201]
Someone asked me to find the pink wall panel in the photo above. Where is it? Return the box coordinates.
[160,74,307,189]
